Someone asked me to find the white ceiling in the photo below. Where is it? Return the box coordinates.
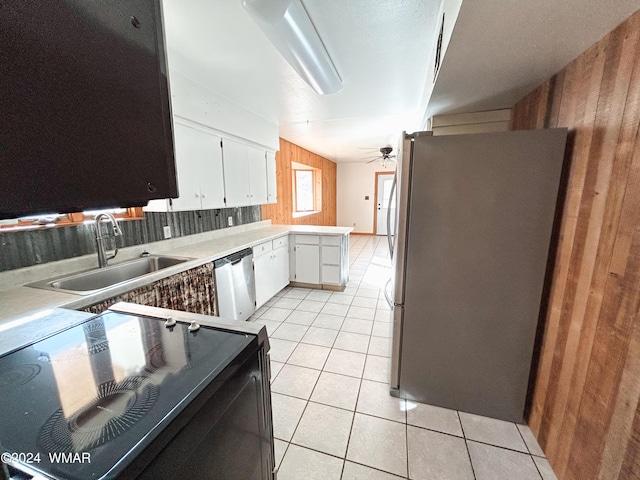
[427,0,640,118]
[162,0,640,163]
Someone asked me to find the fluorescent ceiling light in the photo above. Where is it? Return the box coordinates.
[242,0,342,95]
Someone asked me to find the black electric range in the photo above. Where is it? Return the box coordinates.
[0,308,263,480]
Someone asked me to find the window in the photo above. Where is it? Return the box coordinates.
[0,207,145,232]
[292,161,322,216]
[295,170,314,211]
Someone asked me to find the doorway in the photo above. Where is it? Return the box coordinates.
[374,172,395,235]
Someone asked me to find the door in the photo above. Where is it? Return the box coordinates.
[272,246,290,293]
[222,138,250,207]
[266,151,277,204]
[198,132,226,210]
[171,123,207,211]
[376,173,395,235]
[253,254,272,309]
[294,244,319,284]
[247,146,268,205]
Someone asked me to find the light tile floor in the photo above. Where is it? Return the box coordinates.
[251,235,558,480]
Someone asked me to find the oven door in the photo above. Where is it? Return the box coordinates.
[129,344,274,480]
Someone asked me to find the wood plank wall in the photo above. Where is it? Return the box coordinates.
[262,138,337,226]
[510,10,640,480]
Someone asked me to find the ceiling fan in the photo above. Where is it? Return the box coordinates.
[361,146,397,168]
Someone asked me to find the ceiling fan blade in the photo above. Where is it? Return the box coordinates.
[365,158,379,164]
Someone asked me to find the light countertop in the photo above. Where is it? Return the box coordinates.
[0,222,352,328]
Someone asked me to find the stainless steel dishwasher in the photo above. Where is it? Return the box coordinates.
[214,248,256,321]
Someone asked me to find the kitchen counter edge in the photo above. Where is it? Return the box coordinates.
[0,224,353,327]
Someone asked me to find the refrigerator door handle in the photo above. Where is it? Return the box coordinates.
[386,172,397,259]
[384,278,393,308]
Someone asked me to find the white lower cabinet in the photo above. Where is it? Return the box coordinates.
[253,253,271,309]
[294,244,320,284]
[253,236,290,309]
[290,234,349,288]
[253,232,349,308]
[273,246,290,293]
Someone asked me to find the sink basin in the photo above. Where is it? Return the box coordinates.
[27,255,193,295]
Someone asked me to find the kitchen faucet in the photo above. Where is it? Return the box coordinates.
[94,213,123,268]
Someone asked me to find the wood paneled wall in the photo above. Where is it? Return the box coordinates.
[262,138,337,226]
[511,10,640,480]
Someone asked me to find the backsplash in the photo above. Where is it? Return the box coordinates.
[0,207,261,272]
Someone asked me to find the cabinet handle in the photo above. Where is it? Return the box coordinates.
[201,193,207,198]
[195,193,199,198]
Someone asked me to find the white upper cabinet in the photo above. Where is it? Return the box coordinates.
[266,151,277,204]
[222,139,272,207]
[221,138,251,207]
[248,146,268,205]
[145,69,280,210]
[145,122,225,212]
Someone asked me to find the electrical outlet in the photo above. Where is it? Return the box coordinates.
[163,226,171,239]
[228,216,234,227]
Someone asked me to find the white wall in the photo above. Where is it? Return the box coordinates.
[337,162,394,234]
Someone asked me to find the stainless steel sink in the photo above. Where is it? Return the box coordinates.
[27,255,193,295]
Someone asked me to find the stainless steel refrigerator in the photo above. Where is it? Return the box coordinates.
[387,129,567,423]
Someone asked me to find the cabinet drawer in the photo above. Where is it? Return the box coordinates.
[321,235,341,246]
[253,241,272,258]
[322,246,341,265]
[295,235,320,245]
[321,265,340,285]
[273,235,289,250]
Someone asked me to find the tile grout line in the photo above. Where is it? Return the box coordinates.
[282,298,359,476]
[405,395,410,479]
[459,410,478,480]
[340,357,365,479]
[514,423,546,480]
[278,314,335,467]
[277,236,396,476]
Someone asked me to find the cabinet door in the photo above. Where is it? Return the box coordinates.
[294,244,320,284]
[273,246,290,293]
[266,151,277,204]
[253,253,272,309]
[171,123,208,211]
[248,146,268,205]
[222,138,251,207]
[199,132,226,209]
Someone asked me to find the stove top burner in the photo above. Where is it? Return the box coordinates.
[0,364,41,386]
[38,376,158,453]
